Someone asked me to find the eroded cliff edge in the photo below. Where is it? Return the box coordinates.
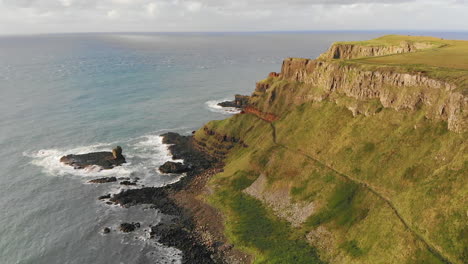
[251,36,467,133]
[192,35,467,264]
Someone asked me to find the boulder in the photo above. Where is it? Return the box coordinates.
[159,161,189,174]
[119,222,140,233]
[98,194,111,200]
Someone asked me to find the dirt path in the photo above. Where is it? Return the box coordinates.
[251,113,455,264]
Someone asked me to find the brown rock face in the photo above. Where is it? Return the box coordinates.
[268,72,280,78]
[243,106,279,122]
[275,58,466,132]
[318,41,437,60]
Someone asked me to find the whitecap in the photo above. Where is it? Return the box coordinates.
[205,98,241,115]
[24,133,185,188]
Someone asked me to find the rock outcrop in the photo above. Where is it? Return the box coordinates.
[217,94,250,108]
[269,58,466,132]
[159,161,189,174]
[60,146,126,170]
[119,222,140,233]
[268,72,280,78]
[318,41,437,60]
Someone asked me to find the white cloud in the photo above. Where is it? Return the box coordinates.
[60,0,73,7]
[107,9,119,19]
[0,0,466,34]
[145,2,159,17]
[185,1,202,12]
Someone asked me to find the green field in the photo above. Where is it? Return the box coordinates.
[342,35,468,88]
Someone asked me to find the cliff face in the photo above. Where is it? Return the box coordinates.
[195,36,468,264]
[270,58,466,132]
[318,41,437,60]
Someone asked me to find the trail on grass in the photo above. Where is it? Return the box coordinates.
[251,112,455,264]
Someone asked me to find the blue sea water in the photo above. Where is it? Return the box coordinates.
[0,31,467,264]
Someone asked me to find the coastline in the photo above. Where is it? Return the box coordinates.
[110,132,250,263]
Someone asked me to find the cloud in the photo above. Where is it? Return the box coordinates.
[185,1,202,12]
[0,0,466,34]
[107,9,119,19]
[145,2,159,16]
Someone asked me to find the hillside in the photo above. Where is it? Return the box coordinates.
[194,35,467,264]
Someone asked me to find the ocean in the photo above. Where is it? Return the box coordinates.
[1,31,467,264]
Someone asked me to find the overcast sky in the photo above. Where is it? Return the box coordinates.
[0,0,467,35]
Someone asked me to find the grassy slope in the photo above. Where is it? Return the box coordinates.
[194,35,467,263]
[198,100,466,264]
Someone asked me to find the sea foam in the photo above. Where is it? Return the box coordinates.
[24,132,184,188]
[205,98,241,115]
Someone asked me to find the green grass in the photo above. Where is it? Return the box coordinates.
[340,240,365,258]
[272,101,466,263]
[305,182,369,229]
[198,97,465,263]
[337,35,468,88]
[211,191,323,264]
[208,169,324,264]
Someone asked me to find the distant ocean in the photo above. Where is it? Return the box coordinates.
[1,31,467,264]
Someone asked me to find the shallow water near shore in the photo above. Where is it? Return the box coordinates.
[1,31,467,264]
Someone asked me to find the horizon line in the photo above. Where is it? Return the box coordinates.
[1,29,468,37]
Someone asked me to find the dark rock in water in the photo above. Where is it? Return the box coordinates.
[111,187,180,214]
[217,94,250,109]
[60,146,126,170]
[150,222,215,263]
[161,133,217,172]
[110,133,219,263]
[88,177,117,184]
[103,227,111,234]
[119,222,138,233]
[98,194,111,200]
[159,161,189,174]
[120,181,137,186]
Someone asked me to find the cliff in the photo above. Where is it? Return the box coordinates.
[317,35,444,60]
[193,35,468,264]
[319,42,437,60]
[250,35,467,133]
[274,58,466,132]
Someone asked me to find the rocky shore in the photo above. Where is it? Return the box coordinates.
[61,125,248,262]
[108,132,249,263]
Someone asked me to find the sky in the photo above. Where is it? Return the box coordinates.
[0,0,467,35]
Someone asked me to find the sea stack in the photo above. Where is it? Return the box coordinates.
[60,146,126,170]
